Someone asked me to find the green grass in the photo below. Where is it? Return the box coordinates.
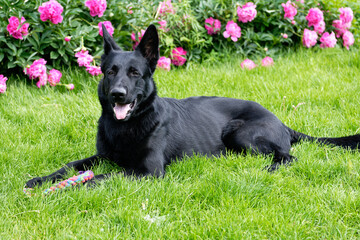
[1,48,360,239]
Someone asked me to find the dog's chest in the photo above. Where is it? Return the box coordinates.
[99,115,161,166]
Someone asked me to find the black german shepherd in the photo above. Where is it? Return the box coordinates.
[26,24,360,188]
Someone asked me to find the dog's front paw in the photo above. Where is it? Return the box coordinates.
[25,177,44,188]
[84,179,98,189]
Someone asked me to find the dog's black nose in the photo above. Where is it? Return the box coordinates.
[110,87,127,101]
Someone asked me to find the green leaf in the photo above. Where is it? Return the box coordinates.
[32,32,40,46]
[180,37,191,42]
[50,51,59,59]
[7,61,16,69]
[27,36,38,49]
[50,43,59,49]
[0,35,6,43]
[5,42,17,55]
[58,48,65,56]
[27,52,38,62]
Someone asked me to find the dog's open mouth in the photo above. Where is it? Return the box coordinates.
[113,99,137,120]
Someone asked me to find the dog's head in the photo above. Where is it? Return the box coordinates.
[99,24,159,121]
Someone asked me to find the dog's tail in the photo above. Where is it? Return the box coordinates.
[289,128,360,150]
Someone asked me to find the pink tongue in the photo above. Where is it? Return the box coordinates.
[114,103,131,120]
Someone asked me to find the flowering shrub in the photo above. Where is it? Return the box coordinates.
[240,59,257,70]
[303,29,318,48]
[261,56,274,67]
[38,0,64,25]
[157,56,171,71]
[85,0,107,17]
[6,17,29,40]
[306,8,324,27]
[319,32,337,48]
[281,1,297,20]
[0,75,8,94]
[48,69,62,86]
[205,17,221,35]
[171,47,187,66]
[237,3,257,23]
[342,30,355,50]
[223,21,242,42]
[75,50,94,67]
[0,0,359,91]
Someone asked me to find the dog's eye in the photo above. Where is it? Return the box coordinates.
[129,68,140,77]
[107,70,115,75]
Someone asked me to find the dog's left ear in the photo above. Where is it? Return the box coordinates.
[135,24,159,73]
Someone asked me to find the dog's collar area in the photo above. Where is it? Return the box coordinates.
[112,98,137,120]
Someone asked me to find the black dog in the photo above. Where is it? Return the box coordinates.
[25,24,360,188]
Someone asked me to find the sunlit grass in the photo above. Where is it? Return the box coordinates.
[1,48,360,239]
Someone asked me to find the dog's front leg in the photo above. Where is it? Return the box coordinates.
[25,155,102,188]
[85,151,165,186]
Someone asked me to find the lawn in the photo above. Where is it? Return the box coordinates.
[1,48,360,239]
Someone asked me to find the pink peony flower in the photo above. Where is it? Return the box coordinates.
[98,21,114,37]
[157,57,171,71]
[85,0,107,17]
[332,19,351,38]
[261,57,274,67]
[281,1,297,20]
[38,0,64,24]
[314,20,325,34]
[302,29,318,48]
[223,20,241,42]
[7,16,29,40]
[0,84,6,94]
[131,30,145,49]
[48,69,62,86]
[171,47,187,66]
[127,6,133,14]
[25,59,47,81]
[36,74,48,88]
[0,75,7,84]
[204,17,221,35]
[86,66,102,76]
[306,8,324,27]
[282,33,288,39]
[342,30,354,50]
[64,36,71,42]
[241,59,256,70]
[237,2,257,23]
[75,50,93,67]
[158,0,175,16]
[319,32,337,48]
[339,7,353,24]
[158,20,169,32]
[0,75,8,94]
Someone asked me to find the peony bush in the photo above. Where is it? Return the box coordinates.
[0,0,359,92]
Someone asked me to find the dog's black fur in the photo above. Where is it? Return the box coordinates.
[25,24,360,188]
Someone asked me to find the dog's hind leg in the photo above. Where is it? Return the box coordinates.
[264,151,298,172]
[25,155,103,188]
[221,119,296,171]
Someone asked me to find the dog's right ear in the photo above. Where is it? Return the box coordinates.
[102,24,121,55]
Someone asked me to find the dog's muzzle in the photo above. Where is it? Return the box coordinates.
[110,87,137,121]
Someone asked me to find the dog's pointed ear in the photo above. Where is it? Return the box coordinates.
[102,24,121,55]
[135,24,159,72]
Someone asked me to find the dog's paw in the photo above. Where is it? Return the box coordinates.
[84,179,98,189]
[25,177,44,188]
[264,163,281,172]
